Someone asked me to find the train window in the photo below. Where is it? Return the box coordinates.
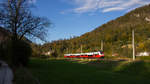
[99,51,104,54]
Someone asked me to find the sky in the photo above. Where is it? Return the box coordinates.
[30,0,150,44]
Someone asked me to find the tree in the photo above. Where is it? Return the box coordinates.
[0,0,50,67]
[0,0,50,41]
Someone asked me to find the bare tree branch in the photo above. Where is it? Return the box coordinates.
[0,0,50,41]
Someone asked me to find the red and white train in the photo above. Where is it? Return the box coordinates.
[64,51,104,58]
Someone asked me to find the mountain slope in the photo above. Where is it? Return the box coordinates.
[0,27,10,43]
[42,4,150,57]
[0,27,32,43]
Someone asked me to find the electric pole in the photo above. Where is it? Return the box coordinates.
[101,40,103,51]
[101,31,104,51]
[81,45,83,53]
[132,28,135,60]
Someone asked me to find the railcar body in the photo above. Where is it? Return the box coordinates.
[64,51,104,58]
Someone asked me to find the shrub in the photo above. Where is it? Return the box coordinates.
[51,51,58,58]
[0,41,12,63]
[0,40,32,67]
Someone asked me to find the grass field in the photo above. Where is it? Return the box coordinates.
[20,58,150,84]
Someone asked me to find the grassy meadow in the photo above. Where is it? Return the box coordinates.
[15,58,150,84]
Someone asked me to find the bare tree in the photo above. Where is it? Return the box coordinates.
[0,0,50,41]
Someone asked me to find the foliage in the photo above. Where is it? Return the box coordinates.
[51,51,58,58]
[12,40,32,66]
[0,40,32,67]
[31,43,42,57]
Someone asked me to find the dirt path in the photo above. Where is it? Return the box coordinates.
[0,61,13,84]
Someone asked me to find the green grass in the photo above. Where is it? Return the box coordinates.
[15,67,37,84]
[137,56,150,61]
[27,58,150,84]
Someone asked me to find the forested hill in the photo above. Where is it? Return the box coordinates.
[40,4,150,57]
[0,27,32,43]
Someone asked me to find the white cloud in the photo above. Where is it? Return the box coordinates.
[73,0,99,13]
[102,7,125,13]
[28,0,37,4]
[65,0,150,13]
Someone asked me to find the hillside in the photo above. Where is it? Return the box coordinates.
[41,4,150,58]
[0,27,10,43]
[0,27,32,43]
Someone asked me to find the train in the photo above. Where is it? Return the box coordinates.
[64,51,104,58]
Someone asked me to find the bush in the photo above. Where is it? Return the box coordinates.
[51,51,58,58]
[0,41,12,63]
[0,40,32,67]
